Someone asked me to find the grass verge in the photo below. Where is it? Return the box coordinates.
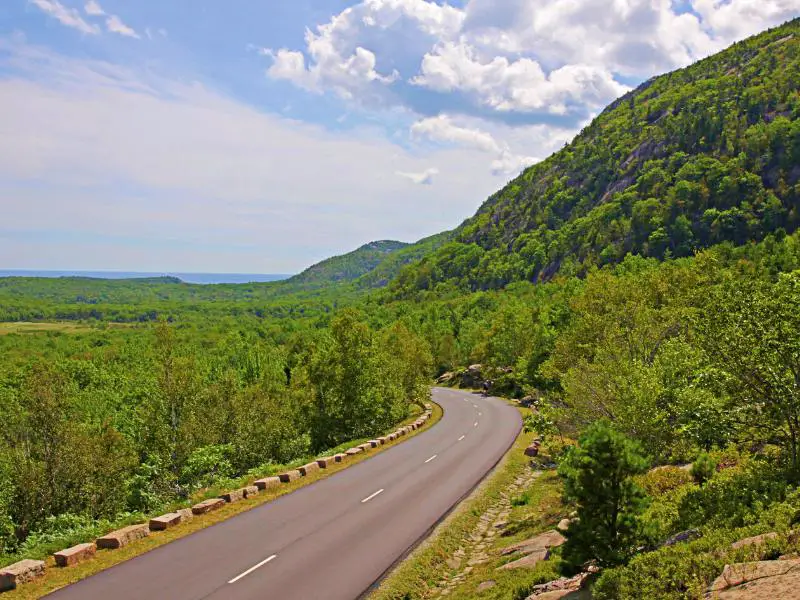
[369,407,537,600]
[2,402,443,599]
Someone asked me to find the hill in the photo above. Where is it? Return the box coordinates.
[390,19,800,295]
[286,240,408,288]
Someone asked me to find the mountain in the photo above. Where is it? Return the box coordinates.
[285,240,409,288]
[354,231,453,289]
[390,19,800,295]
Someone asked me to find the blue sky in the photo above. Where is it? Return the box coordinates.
[1,0,798,273]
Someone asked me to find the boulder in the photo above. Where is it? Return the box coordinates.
[477,580,496,592]
[0,559,46,591]
[525,444,540,457]
[497,548,550,570]
[368,440,381,448]
[334,453,346,462]
[220,488,245,503]
[278,470,301,483]
[242,485,259,498]
[376,437,389,445]
[346,447,363,456]
[149,513,182,531]
[96,523,150,549]
[358,443,373,452]
[54,542,96,567]
[556,519,572,533]
[316,457,337,468]
[177,508,194,523]
[192,498,225,515]
[298,462,320,476]
[731,532,779,550]
[663,529,701,547]
[707,559,800,598]
[254,476,281,491]
[501,530,566,556]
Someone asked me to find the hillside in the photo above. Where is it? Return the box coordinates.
[390,19,800,295]
[286,240,408,288]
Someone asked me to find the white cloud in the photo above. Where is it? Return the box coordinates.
[28,0,99,35]
[410,114,538,175]
[412,41,628,114]
[0,39,504,272]
[105,15,139,39]
[411,114,500,153]
[396,167,439,185]
[84,0,104,17]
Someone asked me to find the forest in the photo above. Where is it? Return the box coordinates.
[1,17,799,597]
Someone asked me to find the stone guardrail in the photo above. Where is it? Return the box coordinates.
[0,407,433,593]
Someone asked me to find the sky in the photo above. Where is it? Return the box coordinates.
[1,0,798,273]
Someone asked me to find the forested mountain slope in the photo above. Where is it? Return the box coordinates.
[286,240,408,288]
[391,19,800,295]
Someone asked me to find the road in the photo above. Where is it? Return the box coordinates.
[47,388,522,600]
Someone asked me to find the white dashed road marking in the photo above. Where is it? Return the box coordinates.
[425,455,438,464]
[228,555,277,584]
[361,489,385,504]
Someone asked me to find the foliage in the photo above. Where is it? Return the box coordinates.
[691,452,717,485]
[558,421,649,571]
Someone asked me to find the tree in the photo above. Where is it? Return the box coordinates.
[696,272,800,474]
[558,421,649,572]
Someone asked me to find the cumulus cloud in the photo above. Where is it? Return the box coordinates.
[396,167,439,185]
[29,0,99,35]
[410,114,537,175]
[412,41,628,114]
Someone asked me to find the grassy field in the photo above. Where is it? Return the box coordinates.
[2,402,443,599]
[0,322,133,335]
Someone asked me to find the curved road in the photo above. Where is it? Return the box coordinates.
[47,388,522,600]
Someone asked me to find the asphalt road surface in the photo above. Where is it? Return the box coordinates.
[47,387,522,600]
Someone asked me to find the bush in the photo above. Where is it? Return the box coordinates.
[636,467,693,497]
[691,452,717,485]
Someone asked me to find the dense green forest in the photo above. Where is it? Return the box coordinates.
[2,18,800,596]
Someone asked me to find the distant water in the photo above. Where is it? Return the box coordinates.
[0,270,292,285]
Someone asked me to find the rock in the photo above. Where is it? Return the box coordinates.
[501,530,567,556]
[497,548,550,570]
[177,508,194,523]
[557,519,572,532]
[523,574,588,599]
[358,443,373,451]
[707,559,800,598]
[242,485,259,498]
[445,557,461,570]
[298,462,320,476]
[149,512,182,531]
[477,580,496,592]
[663,529,701,547]
[345,447,363,456]
[524,444,540,457]
[220,488,245,503]
[192,498,225,515]
[316,457,336,468]
[278,470,301,482]
[730,532,779,550]
[54,543,96,567]
[368,440,381,448]
[334,453,346,462]
[96,523,150,549]
[254,476,281,491]
[437,372,455,384]
[0,559,46,591]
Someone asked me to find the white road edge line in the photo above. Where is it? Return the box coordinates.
[425,454,438,463]
[458,435,466,441]
[228,555,277,584]
[361,488,385,503]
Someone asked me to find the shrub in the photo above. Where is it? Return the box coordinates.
[691,452,717,485]
[636,466,693,497]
